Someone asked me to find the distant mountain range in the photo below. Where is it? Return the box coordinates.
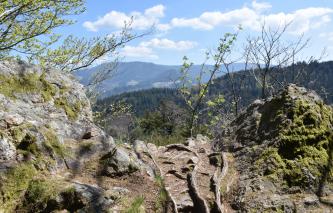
[75,61,247,97]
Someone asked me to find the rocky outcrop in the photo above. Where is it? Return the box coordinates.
[218,84,333,212]
[0,60,152,212]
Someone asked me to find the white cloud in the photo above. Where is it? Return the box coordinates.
[263,8,333,35]
[83,4,166,32]
[167,2,333,35]
[83,1,333,38]
[252,0,272,12]
[145,4,165,17]
[120,38,197,60]
[120,45,158,59]
[141,38,197,50]
[170,7,259,30]
[171,17,215,30]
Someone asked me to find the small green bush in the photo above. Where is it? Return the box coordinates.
[23,179,60,212]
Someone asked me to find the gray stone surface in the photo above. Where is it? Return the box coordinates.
[101,147,139,177]
[0,137,16,161]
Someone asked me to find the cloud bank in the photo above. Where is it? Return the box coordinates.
[83,2,333,35]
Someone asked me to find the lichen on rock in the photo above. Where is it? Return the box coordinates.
[256,86,333,189]
[225,84,333,212]
[0,60,148,212]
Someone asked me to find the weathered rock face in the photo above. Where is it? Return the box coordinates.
[100,147,140,177]
[0,60,149,212]
[0,137,16,161]
[220,84,333,212]
[142,135,226,213]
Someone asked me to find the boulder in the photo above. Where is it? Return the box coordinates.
[4,113,24,126]
[61,182,114,212]
[222,84,333,212]
[100,147,139,177]
[0,137,16,160]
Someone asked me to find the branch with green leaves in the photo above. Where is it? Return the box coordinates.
[36,18,152,74]
[178,32,238,137]
[0,0,85,59]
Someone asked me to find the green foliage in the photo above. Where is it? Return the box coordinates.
[144,132,185,147]
[178,32,237,136]
[154,176,169,212]
[139,112,173,135]
[17,133,39,156]
[94,99,133,130]
[37,29,135,73]
[130,102,187,146]
[9,123,33,144]
[0,0,85,59]
[23,179,60,212]
[0,163,37,212]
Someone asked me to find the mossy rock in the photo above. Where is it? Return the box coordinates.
[0,163,37,212]
[0,71,82,121]
[41,128,71,158]
[253,86,333,189]
[16,132,40,156]
[0,72,57,101]
[54,98,82,121]
[21,178,64,213]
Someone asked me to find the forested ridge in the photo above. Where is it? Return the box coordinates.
[96,60,333,116]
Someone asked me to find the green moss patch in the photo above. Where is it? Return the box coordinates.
[255,90,333,189]
[0,164,37,212]
[42,128,70,158]
[54,98,81,121]
[22,178,61,212]
[9,123,33,144]
[0,72,57,101]
[16,133,40,156]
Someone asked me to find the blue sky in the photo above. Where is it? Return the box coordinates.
[58,0,333,65]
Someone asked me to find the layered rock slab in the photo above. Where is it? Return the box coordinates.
[147,135,225,213]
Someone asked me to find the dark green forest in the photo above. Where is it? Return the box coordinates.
[96,60,333,117]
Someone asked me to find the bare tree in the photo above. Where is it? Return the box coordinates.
[220,36,250,117]
[246,22,310,99]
